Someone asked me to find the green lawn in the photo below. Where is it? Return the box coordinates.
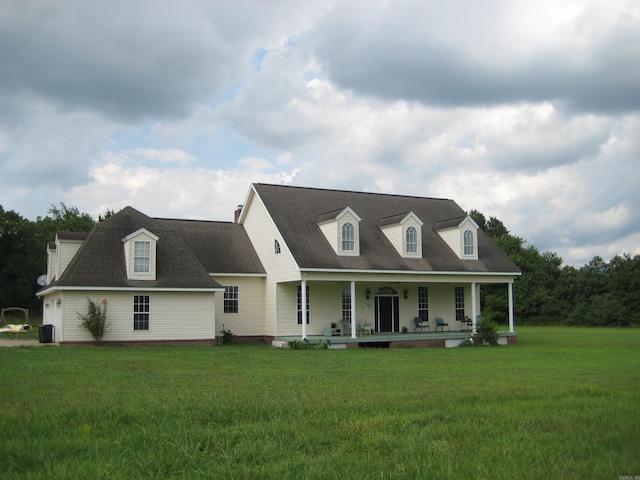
[1,327,639,479]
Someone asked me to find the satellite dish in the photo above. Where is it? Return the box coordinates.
[37,275,47,286]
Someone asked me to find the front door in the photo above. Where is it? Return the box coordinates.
[376,295,399,333]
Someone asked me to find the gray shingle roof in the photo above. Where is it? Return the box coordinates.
[49,206,264,290]
[253,183,520,274]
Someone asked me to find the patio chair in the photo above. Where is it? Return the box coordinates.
[340,318,351,335]
[413,317,430,332]
[0,323,32,340]
[0,307,33,340]
[358,321,373,336]
[460,316,473,331]
[435,317,449,332]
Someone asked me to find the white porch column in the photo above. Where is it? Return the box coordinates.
[301,279,307,339]
[471,282,477,334]
[350,281,357,338]
[508,281,515,332]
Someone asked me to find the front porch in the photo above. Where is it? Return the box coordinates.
[273,330,518,348]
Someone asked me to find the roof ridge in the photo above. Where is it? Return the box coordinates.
[254,183,451,202]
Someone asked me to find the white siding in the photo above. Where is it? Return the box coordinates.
[46,246,57,284]
[318,221,338,254]
[213,276,265,336]
[437,228,461,258]
[242,190,300,336]
[380,223,403,254]
[55,238,83,279]
[55,291,216,343]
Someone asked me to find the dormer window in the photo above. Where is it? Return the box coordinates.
[122,228,159,280]
[342,223,355,251]
[406,226,418,254]
[463,230,474,256]
[435,215,479,260]
[134,240,151,273]
[317,207,361,256]
[379,211,423,258]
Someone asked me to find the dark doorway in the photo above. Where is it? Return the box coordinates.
[376,295,399,333]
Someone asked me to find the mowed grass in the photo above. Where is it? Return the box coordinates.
[1,327,638,479]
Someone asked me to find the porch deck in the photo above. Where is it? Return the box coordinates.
[273,330,518,348]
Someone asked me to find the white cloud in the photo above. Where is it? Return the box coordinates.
[0,0,637,269]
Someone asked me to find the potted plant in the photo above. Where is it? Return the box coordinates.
[330,322,337,328]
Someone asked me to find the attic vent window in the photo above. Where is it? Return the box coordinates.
[342,223,355,251]
[463,230,474,256]
[274,239,281,254]
[134,241,151,273]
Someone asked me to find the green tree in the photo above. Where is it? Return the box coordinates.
[0,206,42,310]
[0,203,96,315]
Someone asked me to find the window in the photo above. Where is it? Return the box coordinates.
[224,286,239,313]
[274,239,281,254]
[406,226,418,254]
[342,222,355,251]
[133,295,150,330]
[341,285,351,320]
[297,285,310,324]
[418,286,429,321]
[455,287,465,321]
[134,240,150,273]
[463,230,474,256]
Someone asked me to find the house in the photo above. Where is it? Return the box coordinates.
[37,183,521,346]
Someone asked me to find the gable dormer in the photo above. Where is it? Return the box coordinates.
[122,228,159,280]
[53,232,88,281]
[435,215,479,260]
[316,207,361,256]
[379,212,424,258]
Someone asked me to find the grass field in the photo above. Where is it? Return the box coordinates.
[1,327,638,479]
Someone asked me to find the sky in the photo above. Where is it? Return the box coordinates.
[1,0,638,267]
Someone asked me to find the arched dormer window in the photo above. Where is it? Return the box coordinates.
[342,222,355,251]
[406,226,418,254]
[463,230,474,256]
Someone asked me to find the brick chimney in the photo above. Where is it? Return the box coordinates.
[234,205,243,223]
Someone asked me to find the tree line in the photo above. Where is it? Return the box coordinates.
[0,204,98,313]
[470,210,640,327]
[1,203,638,326]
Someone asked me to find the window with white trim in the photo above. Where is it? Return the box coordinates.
[297,285,310,324]
[341,285,351,320]
[224,286,239,313]
[341,222,355,251]
[133,295,150,330]
[455,287,465,321]
[406,226,418,254]
[463,230,474,256]
[134,241,150,273]
[274,239,281,254]
[418,286,429,321]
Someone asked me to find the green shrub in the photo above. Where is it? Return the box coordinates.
[220,327,236,344]
[287,338,330,349]
[477,317,499,346]
[77,298,109,344]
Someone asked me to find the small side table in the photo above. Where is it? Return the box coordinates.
[324,327,343,336]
